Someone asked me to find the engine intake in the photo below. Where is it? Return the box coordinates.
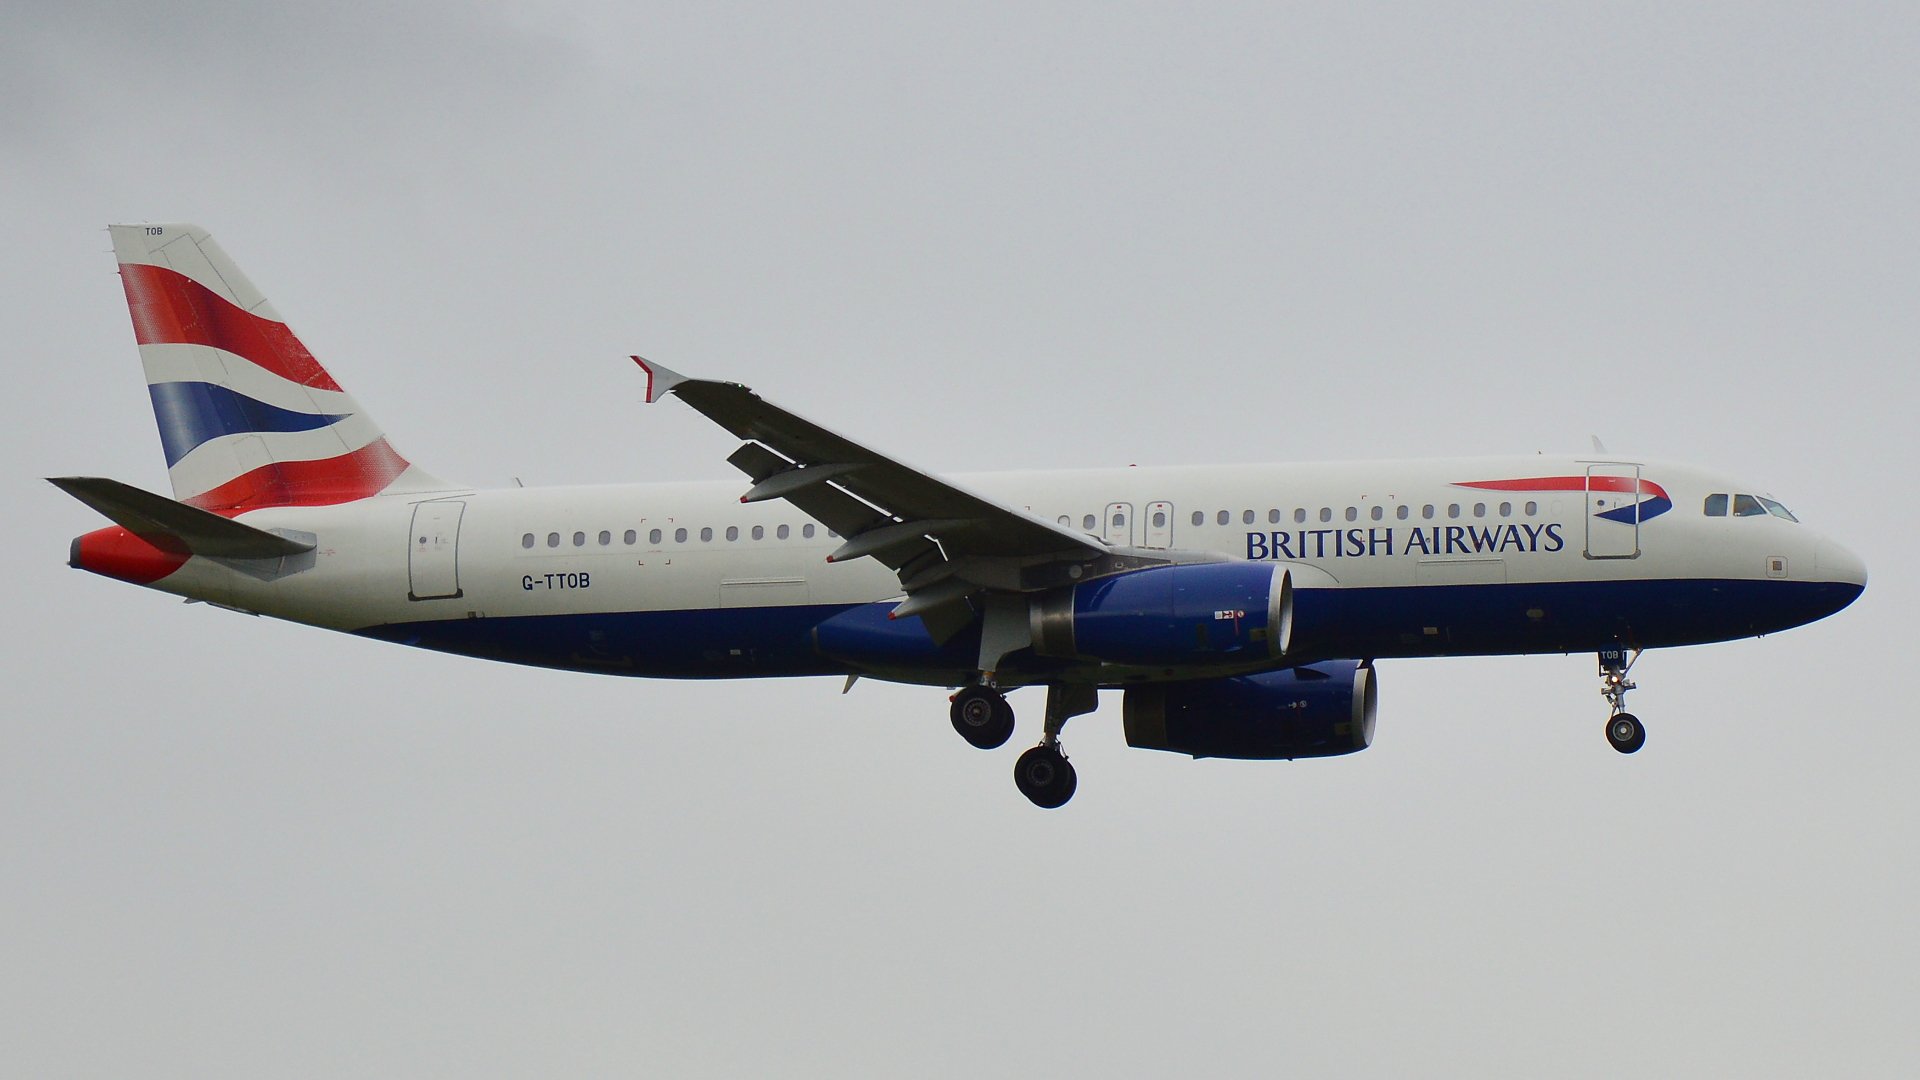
[1030,562,1293,668]
[1122,660,1377,759]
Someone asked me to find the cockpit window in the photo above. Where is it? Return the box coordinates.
[1732,494,1768,517]
[1759,497,1799,522]
[1703,494,1728,516]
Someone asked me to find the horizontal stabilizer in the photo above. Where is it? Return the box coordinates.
[49,476,316,558]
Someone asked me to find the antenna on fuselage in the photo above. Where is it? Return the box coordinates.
[1591,435,1609,455]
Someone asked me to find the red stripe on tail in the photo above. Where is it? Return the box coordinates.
[119,263,343,392]
[184,438,411,512]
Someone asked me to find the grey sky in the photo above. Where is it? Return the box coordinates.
[4,2,1916,1076]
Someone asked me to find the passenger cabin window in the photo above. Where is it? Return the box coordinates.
[1153,511,1167,527]
[1447,504,1461,519]
[650,529,663,544]
[1422,505,1435,519]
[674,528,688,543]
[547,532,560,548]
[1371,506,1383,521]
[1396,505,1409,520]
[803,524,816,538]
[573,531,586,547]
[522,533,535,548]
[1294,508,1306,524]
[1084,515,1097,531]
[777,524,790,539]
[752,525,764,540]
[1524,501,1537,516]
[1733,494,1767,517]
[1268,509,1280,524]
[701,527,714,541]
[1704,494,1728,516]
[1344,507,1357,522]
[1191,511,1205,527]
[599,530,611,546]
[1242,510,1254,524]
[1473,503,1486,518]
[1319,507,1332,522]
[1499,502,1511,517]
[1217,510,1230,525]
[1059,515,1071,526]
[624,530,637,545]
[726,526,739,541]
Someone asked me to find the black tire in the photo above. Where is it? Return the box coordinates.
[1606,712,1646,754]
[1013,745,1078,808]
[950,687,1014,750]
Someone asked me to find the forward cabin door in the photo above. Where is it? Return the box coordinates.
[409,500,466,600]
[1144,501,1174,548]
[1103,502,1134,547]
[1585,464,1640,559]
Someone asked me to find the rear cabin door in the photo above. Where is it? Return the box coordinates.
[1144,501,1174,549]
[1585,464,1641,559]
[409,500,466,600]
[1103,502,1134,547]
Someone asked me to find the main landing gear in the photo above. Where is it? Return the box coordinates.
[1013,683,1097,809]
[949,681,1098,808]
[1599,648,1646,754]
[950,685,1015,749]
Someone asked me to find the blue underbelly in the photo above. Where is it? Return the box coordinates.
[355,577,1862,678]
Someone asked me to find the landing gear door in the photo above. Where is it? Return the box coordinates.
[1103,502,1134,547]
[1144,501,1173,549]
[409,500,466,600]
[1585,464,1640,560]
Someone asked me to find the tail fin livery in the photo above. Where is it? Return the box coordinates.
[108,223,444,511]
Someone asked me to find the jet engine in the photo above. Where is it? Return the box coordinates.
[1122,660,1377,759]
[1029,562,1293,668]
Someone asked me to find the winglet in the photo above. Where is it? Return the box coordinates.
[632,355,690,404]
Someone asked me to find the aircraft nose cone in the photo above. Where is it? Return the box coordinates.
[1815,538,1868,589]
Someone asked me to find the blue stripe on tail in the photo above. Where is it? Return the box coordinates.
[148,382,351,467]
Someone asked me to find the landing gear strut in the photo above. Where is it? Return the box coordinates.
[1599,647,1646,754]
[1014,684,1097,809]
[950,685,1014,749]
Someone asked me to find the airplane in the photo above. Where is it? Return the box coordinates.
[54,223,1868,808]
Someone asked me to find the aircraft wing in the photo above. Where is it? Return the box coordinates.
[635,356,1102,563]
[634,357,1111,635]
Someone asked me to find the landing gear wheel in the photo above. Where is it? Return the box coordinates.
[1014,744,1077,808]
[950,686,1014,750]
[1606,712,1646,754]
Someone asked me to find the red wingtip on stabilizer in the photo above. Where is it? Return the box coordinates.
[70,526,190,585]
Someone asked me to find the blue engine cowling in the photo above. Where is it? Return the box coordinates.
[1030,562,1294,668]
[1121,660,1377,759]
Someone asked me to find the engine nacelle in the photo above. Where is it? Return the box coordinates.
[1122,660,1377,759]
[1030,562,1293,668]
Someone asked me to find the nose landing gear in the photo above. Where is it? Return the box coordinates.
[1606,712,1646,753]
[1599,647,1645,754]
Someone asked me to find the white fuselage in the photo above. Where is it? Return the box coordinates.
[131,454,1865,686]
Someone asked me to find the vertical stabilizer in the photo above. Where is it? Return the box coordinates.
[109,223,446,511]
